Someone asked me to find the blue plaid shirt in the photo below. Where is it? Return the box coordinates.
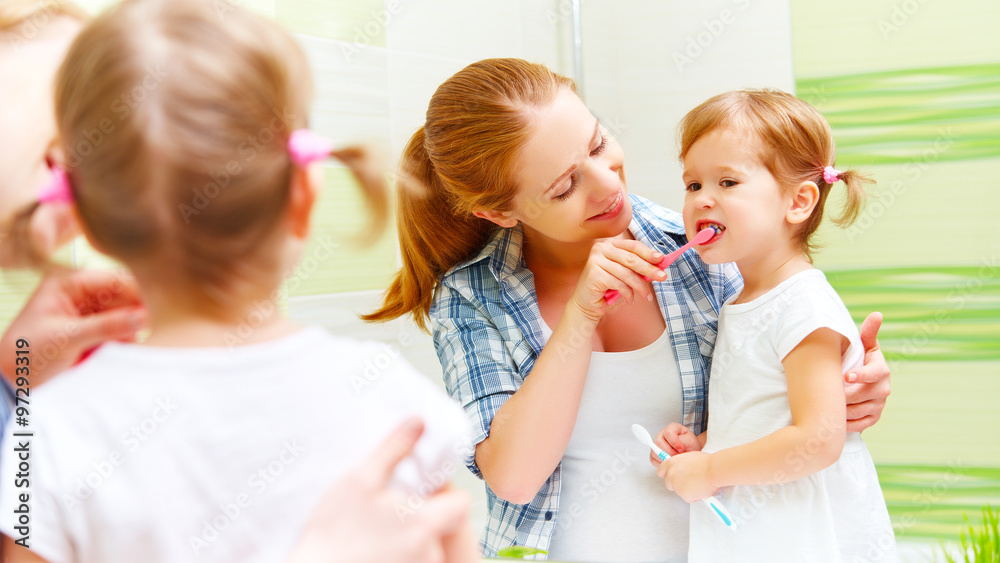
[430,194,742,557]
[0,373,13,497]
[0,376,11,438]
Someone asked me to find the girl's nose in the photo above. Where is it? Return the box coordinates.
[692,188,715,209]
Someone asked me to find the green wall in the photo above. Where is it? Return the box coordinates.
[791,0,1000,542]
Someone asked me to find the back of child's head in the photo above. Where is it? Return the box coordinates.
[679,88,872,259]
[50,0,385,314]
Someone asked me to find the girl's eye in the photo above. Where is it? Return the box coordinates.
[685,182,701,192]
[721,179,738,188]
[554,177,577,201]
[591,135,607,156]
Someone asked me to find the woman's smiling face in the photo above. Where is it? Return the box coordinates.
[478,88,632,244]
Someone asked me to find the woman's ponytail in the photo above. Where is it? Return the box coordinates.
[363,58,576,331]
[361,127,493,331]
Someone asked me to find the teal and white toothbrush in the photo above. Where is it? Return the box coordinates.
[631,423,738,530]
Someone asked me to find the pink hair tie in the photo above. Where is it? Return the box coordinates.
[37,167,73,204]
[288,129,333,167]
[823,166,842,184]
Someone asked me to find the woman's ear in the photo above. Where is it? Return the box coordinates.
[786,181,820,225]
[473,209,518,229]
[287,165,319,239]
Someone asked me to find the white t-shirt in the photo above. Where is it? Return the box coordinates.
[548,328,690,563]
[0,326,470,563]
[690,269,898,562]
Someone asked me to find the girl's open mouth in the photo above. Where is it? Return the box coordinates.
[695,220,726,244]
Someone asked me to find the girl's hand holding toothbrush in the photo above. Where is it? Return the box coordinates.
[657,450,719,504]
[648,423,702,468]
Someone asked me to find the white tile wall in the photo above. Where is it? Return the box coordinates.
[581,0,795,212]
[297,35,391,151]
[384,0,574,160]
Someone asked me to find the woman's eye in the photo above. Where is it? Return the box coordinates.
[554,177,578,201]
[591,135,607,156]
[685,182,701,192]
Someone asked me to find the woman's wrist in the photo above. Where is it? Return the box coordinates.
[557,299,600,338]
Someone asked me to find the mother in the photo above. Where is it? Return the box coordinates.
[366,58,891,561]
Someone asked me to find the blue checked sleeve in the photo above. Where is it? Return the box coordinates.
[714,261,743,305]
[430,283,523,480]
[0,374,12,439]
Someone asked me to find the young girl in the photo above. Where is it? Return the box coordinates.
[0,1,475,561]
[655,89,898,562]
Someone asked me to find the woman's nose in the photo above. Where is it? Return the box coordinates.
[583,161,622,201]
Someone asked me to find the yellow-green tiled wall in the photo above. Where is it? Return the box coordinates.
[788,0,1000,471]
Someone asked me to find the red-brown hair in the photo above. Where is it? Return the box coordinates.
[363,58,576,331]
[679,89,871,259]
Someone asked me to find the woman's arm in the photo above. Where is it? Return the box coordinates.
[436,239,666,504]
[472,303,599,503]
[660,328,847,502]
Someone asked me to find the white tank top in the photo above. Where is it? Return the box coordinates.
[547,328,689,562]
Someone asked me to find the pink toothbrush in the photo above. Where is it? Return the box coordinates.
[605,226,716,305]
